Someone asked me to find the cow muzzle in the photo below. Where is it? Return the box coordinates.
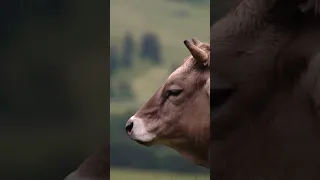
[125,116,156,146]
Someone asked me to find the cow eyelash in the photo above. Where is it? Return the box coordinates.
[166,89,183,97]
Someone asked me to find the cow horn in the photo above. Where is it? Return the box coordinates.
[184,39,208,63]
[191,38,201,46]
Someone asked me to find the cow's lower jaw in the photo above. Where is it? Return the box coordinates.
[125,116,157,144]
[135,140,154,147]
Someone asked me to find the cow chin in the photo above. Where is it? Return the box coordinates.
[135,140,154,147]
[126,116,157,146]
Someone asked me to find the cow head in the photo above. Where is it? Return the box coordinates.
[125,38,210,167]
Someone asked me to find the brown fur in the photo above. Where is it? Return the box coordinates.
[64,144,109,180]
[211,0,320,179]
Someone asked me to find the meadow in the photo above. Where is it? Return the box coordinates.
[111,168,209,180]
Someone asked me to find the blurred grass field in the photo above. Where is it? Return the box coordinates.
[111,168,209,180]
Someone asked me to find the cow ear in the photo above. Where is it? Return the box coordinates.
[205,78,210,97]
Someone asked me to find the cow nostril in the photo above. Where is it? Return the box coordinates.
[125,122,134,133]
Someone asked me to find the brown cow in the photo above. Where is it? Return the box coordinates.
[125,38,211,168]
[211,0,320,179]
[64,144,109,180]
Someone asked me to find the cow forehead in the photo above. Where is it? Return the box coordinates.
[167,56,194,81]
[167,43,210,82]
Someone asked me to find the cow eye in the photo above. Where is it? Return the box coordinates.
[168,89,182,96]
[166,85,183,97]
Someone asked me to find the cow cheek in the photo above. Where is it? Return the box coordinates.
[152,100,183,137]
[161,115,183,138]
[161,122,182,139]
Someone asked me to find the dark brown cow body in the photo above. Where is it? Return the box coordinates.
[64,144,109,180]
[125,39,211,168]
[211,0,320,179]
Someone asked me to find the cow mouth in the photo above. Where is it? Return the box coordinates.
[127,134,154,147]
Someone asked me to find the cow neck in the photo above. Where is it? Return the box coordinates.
[168,138,210,169]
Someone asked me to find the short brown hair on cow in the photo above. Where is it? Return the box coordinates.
[125,38,210,168]
[211,0,320,179]
[64,144,110,180]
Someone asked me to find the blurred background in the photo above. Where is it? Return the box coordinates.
[110,0,210,179]
[1,0,108,180]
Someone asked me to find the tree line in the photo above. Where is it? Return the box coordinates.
[110,32,162,75]
[110,32,162,100]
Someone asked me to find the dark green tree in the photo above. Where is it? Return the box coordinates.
[110,46,119,74]
[121,32,134,67]
[140,32,161,64]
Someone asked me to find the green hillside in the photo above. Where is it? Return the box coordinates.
[111,168,209,180]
